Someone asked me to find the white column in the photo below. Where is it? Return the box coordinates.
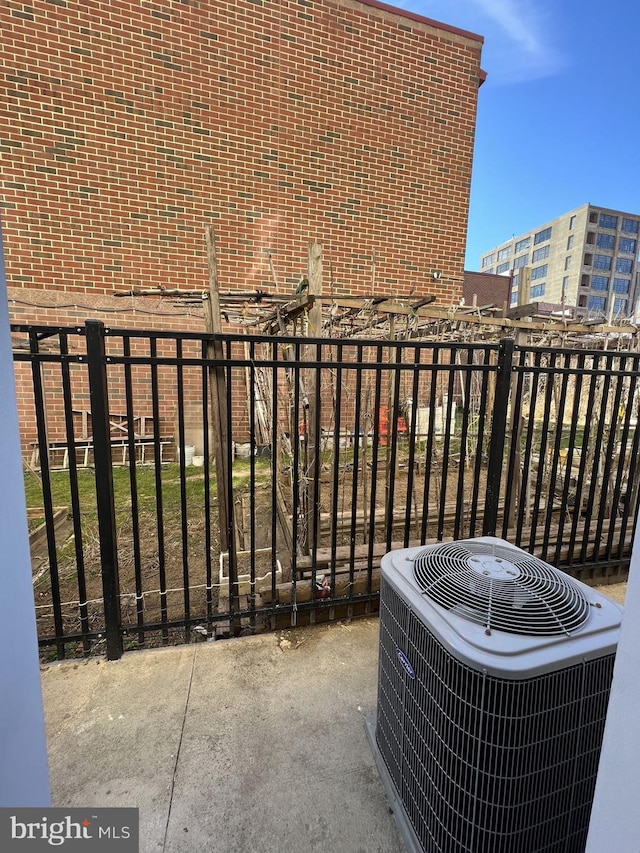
[0,223,51,806]
[586,520,640,851]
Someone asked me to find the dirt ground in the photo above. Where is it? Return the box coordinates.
[598,582,627,606]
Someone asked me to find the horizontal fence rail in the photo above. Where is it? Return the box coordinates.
[12,321,639,659]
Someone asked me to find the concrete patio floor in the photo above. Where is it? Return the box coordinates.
[41,617,404,853]
[40,583,628,853]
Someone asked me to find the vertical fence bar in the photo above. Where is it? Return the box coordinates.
[367,344,384,579]
[30,330,65,658]
[271,340,280,613]
[224,339,240,636]
[553,352,585,568]
[483,337,514,537]
[437,353,456,541]
[329,343,343,601]
[501,347,525,540]
[605,357,639,567]
[469,349,491,537]
[385,348,402,551]
[291,341,301,613]
[59,331,90,653]
[201,339,214,631]
[567,353,600,573]
[515,350,541,545]
[540,355,570,562]
[420,350,440,543]
[122,335,144,646]
[247,340,257,627]
[403,346,421,546]
[149,334,168,642]
[310,341,322,615]
[175,339,191,643]
[580,353,612,571]
[617,364,640,563]
[591,355,624,570]
[454,351,473,540]
[527,352,556,555]
[85,320,122,661]
[349,345,364,583]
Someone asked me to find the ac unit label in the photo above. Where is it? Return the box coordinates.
[395,647,416,680]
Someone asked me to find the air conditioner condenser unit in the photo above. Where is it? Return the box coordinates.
[366,537,622,853]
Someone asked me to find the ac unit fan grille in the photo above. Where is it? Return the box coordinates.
[413,541,590,635]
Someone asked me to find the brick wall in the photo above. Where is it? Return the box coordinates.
[1,0,483,330]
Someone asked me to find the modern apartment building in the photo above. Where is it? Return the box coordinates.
[479,204,640,319]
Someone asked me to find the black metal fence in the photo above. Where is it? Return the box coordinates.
[13,321,639,660]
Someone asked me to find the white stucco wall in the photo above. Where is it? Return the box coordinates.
[585,510,640,850]
[0,222,51,806]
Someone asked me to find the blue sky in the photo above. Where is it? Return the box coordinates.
[395,0,640,268]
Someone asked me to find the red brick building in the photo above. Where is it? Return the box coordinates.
[1,0,483,330]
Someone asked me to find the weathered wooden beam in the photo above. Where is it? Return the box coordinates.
[204,225,239,633]
[410,302,638,335]
[260,294,312,333]
[324,295,436,318]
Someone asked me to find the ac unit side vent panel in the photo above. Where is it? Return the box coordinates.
[375,576,615,853]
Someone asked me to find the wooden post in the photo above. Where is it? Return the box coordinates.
[204,226,238,628]
[305,242,323,555]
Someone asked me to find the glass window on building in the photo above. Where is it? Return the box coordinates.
[534,226,552,245]
[616,258,633,274]
[591,275,609,291]
[599,213,618,229]
[531,264,547,280]
[614,297,628,314]
[567,235,574,250]
[496,262,510,274]
[564,256,572,270]
[481,254,495,268]
[530,283,545,299]
[569,215,577,229]
[510,290,518,307]
[618,237,636,254]
[497,247,511,261]
[596,233,615,250]
[588,296,607,311]
[621,218,639,234]
[613,278,630,293]
[594,255,612,270]
[532,245,550,262]
[515,237,531,253]
[513,254,529,269]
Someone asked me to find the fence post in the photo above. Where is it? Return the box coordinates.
[85,320,123,660]
[483,337,515,537]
